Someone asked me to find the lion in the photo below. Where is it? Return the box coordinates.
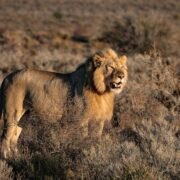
[0,48,128,158]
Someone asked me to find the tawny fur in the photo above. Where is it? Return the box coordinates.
[0,48,128,158]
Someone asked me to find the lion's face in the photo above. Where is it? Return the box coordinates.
[91,49,128,94]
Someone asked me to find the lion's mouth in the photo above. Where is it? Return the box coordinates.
[110,82,122,89]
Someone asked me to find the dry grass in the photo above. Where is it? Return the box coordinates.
[0,160,14,180]
[99,14,180,56]
[0,0,179,179]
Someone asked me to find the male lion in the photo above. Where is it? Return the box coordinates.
[0,48,128,158]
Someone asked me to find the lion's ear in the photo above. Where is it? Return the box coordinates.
[119,55,127,65]
[93,54,103,68]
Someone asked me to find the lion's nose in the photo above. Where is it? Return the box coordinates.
[118,73,124,79]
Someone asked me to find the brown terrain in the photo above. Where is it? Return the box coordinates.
[0,0,179,179]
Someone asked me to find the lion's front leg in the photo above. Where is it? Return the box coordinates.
[80,118,89,138]
[88,120,105,138]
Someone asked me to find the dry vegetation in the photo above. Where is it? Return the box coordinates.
[0,0,179,179]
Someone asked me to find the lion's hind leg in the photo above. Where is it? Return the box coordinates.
[10,125,22,155]
[1,91,26,159]
[1,108,25,159]
[1,125,16,159]
[9,108,25,157]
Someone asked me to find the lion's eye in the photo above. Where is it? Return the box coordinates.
[106,65,114,73]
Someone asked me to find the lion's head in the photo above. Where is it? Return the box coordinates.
[87,48,128,94]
